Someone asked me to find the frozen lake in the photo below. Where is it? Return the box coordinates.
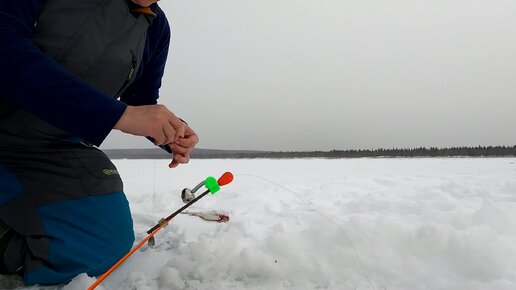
[4,158,516,290]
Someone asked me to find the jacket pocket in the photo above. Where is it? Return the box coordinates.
[65,148,123,196]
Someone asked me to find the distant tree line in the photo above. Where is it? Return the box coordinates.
[104,146,516,159]
[191,145,516,159]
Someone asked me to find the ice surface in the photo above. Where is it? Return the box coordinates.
[2,158,516,290]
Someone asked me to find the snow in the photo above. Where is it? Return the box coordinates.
[2,158,516,290]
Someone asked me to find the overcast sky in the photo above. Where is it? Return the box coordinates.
[102,0,516,151]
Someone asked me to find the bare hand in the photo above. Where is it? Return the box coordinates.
[114,105,187,146]
[167,125,199,168]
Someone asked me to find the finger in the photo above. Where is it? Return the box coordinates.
[168,153,189,168]
[161,123,176,145]
[174,135,198,147]
[169,119,186,140]
[169,142,195,156]
[173,153,190,165]
[173,136,198,152]
[168,159,179,168]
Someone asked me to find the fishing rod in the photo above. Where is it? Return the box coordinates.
[88,172,234,290]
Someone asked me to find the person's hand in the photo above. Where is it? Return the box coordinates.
[167,125,199,168]
[114,105,187,146]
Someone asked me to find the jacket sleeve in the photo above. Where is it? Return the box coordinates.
[0,0,127,146]
[120,6,171,106]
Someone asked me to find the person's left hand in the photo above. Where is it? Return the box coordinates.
[167,125,199,168]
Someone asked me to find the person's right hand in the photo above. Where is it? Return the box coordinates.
[113,104,187,146]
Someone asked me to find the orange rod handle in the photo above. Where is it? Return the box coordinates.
[87,226,163,290]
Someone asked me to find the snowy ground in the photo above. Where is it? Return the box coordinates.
[2,158,516,290]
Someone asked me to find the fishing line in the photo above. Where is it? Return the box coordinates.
[152,160,158,211]
[237,173,378,290]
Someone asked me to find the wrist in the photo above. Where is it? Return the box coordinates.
[114,105,132,130]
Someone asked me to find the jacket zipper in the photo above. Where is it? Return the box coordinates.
[115,53,137,98]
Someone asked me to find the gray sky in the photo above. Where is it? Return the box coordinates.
[102,0,516,151]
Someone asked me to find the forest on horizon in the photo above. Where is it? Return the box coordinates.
[104,145,516,159]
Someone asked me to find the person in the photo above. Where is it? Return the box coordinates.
[0,0,198,285]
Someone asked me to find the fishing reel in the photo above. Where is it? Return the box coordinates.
[181,188,195,203]
[181,179,205,203]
